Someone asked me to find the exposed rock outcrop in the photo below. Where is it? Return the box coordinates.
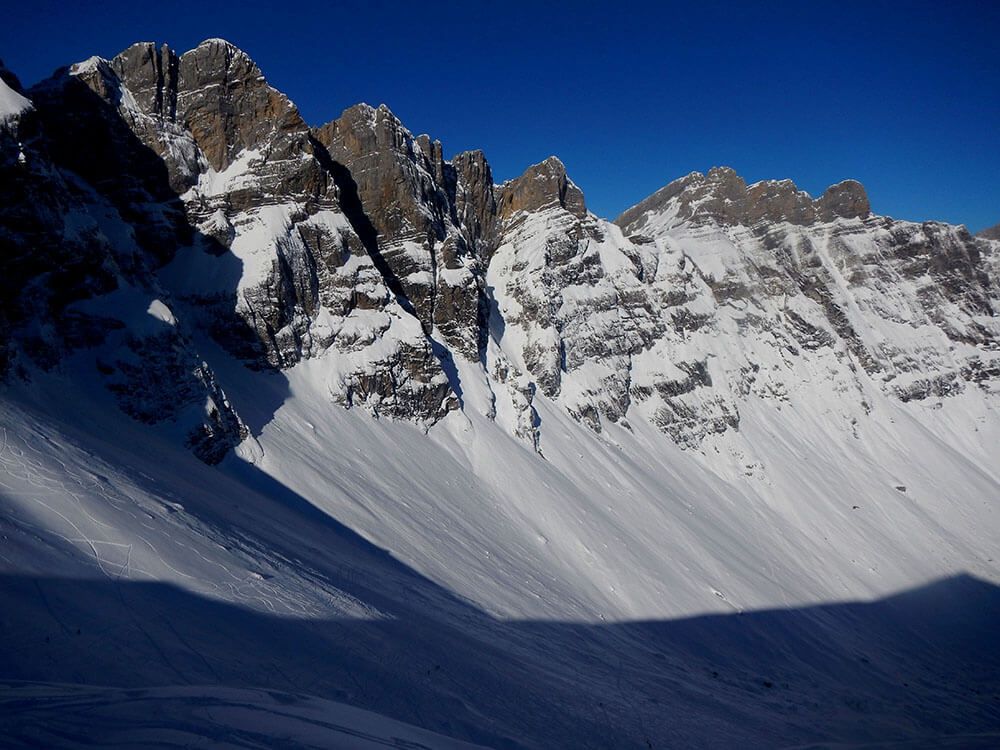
[314,104,491,360]
[615,167,1000,447]
[616,166,871,233]
[977,222,1000,241]
[46,41,456,426]
[497,156,586,220]
[4,39,998,461]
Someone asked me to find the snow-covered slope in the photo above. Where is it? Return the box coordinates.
[0,75,31,123]
[2,38,999,749]
[1,683,487,750]
[2,349,1000,748]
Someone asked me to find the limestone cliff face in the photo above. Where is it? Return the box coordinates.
[485,157,999,449]
[176,40,306,173]
[51,40,455,426]
[616,166,870,232]
[3,39,998,462]
[488,157,663,435]
[313,104,491,360]
[613,169,999,444]
[498,156,587,220]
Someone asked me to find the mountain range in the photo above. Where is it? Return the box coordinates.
[2,39,999,749]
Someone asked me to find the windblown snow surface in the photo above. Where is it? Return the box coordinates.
[2,322,999,748]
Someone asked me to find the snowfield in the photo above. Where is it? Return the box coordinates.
[1,683,487,750]
[1,337,998,748]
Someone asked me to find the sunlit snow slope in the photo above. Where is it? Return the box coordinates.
[2,341,999,748]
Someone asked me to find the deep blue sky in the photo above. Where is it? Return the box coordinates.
[3,1,998,230]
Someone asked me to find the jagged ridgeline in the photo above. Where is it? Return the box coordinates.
[2,39,999,462]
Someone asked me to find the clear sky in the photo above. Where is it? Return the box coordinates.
[3,0,998,230]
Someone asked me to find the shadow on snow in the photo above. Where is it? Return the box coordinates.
[1,558,998,748]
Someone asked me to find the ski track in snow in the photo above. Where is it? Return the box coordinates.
[0,411,380,622]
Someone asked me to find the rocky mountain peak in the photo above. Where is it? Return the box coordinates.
[194,37,246,54]
[59,55,119,104]
[743,177,819,224]
[704,164,747,192]
[51,38,311,192]
[450,148,497,253]
[977,222,1000,241]
[816,179,870,220]
[313,99,500,359]
[498,155,587,219]
[616,166,871,233]
[175,38,305,171]
[107,42,179,119]
[313,101,451,330]
[321,102,415,159]
[614,167,742,232]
